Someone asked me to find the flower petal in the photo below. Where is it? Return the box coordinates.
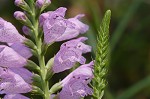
[59,61,94,99]
[0,45,27,68]
[0,18,25,43]
[68,14,89,34]
[42,7,89,44]
[52,37,91,73]
[0,67,32,94]
[52,47,83,73]
[9,42,32,59]
[10,67,33,84]
[61,61,94,85]
[60,37,91,53]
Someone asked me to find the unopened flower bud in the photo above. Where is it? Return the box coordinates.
[14,11,33,29]
[14,11,27,21]
[14,0,24,6]
[36,0,51,8]
[22,26,30,35]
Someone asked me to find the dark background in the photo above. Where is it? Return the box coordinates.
[0,0,150,99]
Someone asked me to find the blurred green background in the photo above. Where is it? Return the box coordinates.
[1,0,150,99]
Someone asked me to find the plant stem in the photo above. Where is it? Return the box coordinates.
[31,8,50,99]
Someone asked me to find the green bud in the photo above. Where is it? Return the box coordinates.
[49,82,62,94]
[31,85,44,95]
[15,0,31,14]
[46,57,54,80]
[25,60,40,73]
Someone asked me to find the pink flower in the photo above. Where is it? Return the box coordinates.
[40,7,89,44]
[59,61,94,99]
[0,18,25,43]
[0,45,27,68]
[52,37,91,73]
[0,18,32,59]
[8,43,32,59]
[0,67,32,94]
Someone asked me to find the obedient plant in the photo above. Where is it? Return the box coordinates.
[0,0,111,99]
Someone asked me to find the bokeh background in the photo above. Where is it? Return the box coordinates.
[0,0,150,99]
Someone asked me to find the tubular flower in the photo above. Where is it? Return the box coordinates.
[0,18,32,98]
[10,67,33,84]
[52,37,91,73]
[0,45,27,68]
[0,67,32,94]
[36,0,51,8]
[0,18,25,43]
[0,18,32,58]
[8,43,32,59]
[59,61,94,99]
[41,7,89,44]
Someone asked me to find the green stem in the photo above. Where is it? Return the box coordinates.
[38,55,50,99]
[31,6,50,99]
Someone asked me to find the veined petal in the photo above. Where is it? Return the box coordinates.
[10,67,33,84]
[52,37,91,73]
[0,18,25,43]
[59,61,94,99]
[61,37,91,53]
[44,18,67,43]
[9,42,32,59]
[52,47,83,73]
[61,61,94,85]
[0,67,32,94]
[39,11,52,26]
[57,14,89,41]
[42,7,89,44]
[0,45,27,68]
[43,7,67,44]
[68,14,89,34]
[59,80,93,99]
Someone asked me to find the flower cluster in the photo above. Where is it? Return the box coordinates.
[0,0,94,99]
[0,18,32,99]
[41,7,93,98]
[41,7,93,99]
